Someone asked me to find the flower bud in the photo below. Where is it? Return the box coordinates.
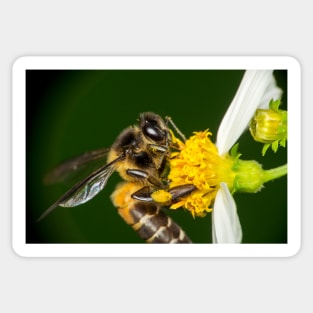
[250,109,287,143]
[249,99,287,155]
[233,160,264,193]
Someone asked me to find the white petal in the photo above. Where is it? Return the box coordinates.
[212,183,242,244]
[216,70,278,155]
[259,74,283,109]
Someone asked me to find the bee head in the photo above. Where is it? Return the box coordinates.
[139,112,168,143]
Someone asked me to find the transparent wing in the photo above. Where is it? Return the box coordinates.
[44,147,110,185]
[37,155,125,222]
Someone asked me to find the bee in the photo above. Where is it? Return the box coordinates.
[38,112,196,243]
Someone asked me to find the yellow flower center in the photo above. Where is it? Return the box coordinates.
[166,126,286,218]
[168,130,235,218]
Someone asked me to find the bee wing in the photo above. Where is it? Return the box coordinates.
[37,155,125,222]
[44,147,110,185]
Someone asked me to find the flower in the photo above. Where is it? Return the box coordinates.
[168,70,283,243]
[168,129,233,218]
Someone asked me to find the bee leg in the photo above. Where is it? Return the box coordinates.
[146,143,169,170]
[126,169,164,187]
[131,186,154,202]
[126,169,149,180]
[168,184,197,201]
[131,184,197,204]
[147,144,168,154]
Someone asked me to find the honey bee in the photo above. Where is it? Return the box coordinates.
[38,112,196,243]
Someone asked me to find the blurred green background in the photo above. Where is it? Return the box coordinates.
[26,69,287,244]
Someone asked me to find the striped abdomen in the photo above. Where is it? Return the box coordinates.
[111,182,192,243]
[119,202,191,243]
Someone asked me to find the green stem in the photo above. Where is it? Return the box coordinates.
[263,164,287,183]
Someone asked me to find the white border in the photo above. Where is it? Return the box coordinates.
[12,56,301,257]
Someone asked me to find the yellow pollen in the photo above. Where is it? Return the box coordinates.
[169,130,235,217]
[151,189,173,203]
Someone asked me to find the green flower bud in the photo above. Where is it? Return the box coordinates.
[233,160,264,193]
[249,99,287,155]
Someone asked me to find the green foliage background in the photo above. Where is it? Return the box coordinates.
[26,69,287,243]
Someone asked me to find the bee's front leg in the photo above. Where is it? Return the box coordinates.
[126,169,164,187]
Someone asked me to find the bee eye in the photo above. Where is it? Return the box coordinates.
[143,124,165,142]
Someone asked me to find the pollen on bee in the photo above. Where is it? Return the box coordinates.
[151,189,172,204]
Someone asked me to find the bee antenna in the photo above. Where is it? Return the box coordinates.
[165,116,186,142]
